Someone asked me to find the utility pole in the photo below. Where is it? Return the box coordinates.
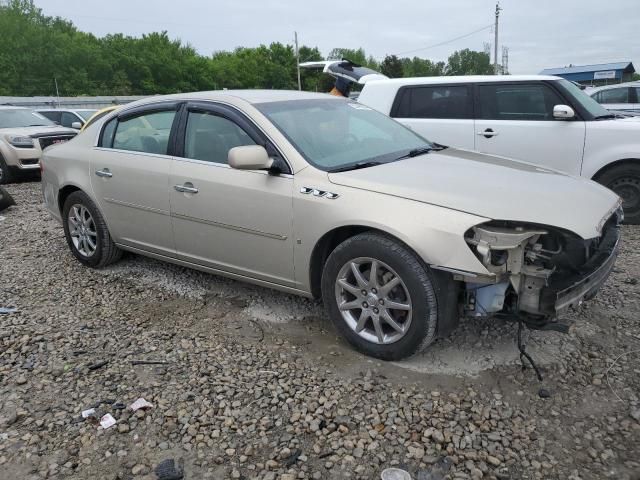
[54,77,60,107]
[294,31,301,91]
[494,2,501,75]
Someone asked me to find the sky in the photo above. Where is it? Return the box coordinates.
[37,0,638,75]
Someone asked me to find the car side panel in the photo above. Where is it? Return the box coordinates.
[292,168,490,292]
[582,119,640,178]
[41,139,94,221]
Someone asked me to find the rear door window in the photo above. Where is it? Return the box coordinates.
[112,110,176,155]
[393,85,472,119]
[478,83,564,121]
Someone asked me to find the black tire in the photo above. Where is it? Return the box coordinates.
[595,163,640,224]
[0,154,15,185]
[62,191,122,268]
[321,232,439,361]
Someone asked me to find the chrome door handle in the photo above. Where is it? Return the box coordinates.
[95,168,113,178]
[477,128,498,138]
[174,184,199,194]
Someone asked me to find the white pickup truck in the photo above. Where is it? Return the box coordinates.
[356,75,640,223]
[301,62,640,223]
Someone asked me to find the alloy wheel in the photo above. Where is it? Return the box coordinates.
[334,257,412,345]
[68,204,98,257]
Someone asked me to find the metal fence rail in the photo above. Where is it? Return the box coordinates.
[0,95,148,109]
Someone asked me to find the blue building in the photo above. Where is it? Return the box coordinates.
[539,62,636,86]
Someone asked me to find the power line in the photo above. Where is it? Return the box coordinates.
[388,23,493,58]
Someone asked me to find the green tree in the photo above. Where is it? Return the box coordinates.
[445,49,494,76]
[380,55,404,78]
[401,57,445,77]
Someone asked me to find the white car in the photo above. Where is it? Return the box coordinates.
[37,108,98,130]
[356,75,640,223]
[588,81,640,114]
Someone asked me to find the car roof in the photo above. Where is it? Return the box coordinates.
[364,74,562,86]
[588,81,640,93]
[36,108,97,112]
[127,90,336,109]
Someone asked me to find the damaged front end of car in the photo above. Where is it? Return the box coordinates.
[461,205,623,330]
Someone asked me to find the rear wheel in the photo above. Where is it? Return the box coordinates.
[62,191,122,268]
[596,163,640,224]
[321,232,439,360]
[0,155,15,185]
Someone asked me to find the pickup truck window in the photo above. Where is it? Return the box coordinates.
[393,85,472,119]
[478,83,563,121]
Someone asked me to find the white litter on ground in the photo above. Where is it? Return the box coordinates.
[99,413,116,429]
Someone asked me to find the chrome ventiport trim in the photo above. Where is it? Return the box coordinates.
[300,187,339,199]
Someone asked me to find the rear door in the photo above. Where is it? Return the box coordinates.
[91,103,179,256]
[474,81,586,175]
[169,102,295,286]
[390,84,475,149]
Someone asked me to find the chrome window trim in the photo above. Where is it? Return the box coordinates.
[92,147,173,161]
[94,98,295,175]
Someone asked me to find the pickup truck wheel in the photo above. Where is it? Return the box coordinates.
[62,191,122,268]
[596,163,640,224]
[0,155,15,185]
[321,232,439,360]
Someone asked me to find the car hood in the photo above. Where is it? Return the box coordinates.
[0,125,77,137]
[328,148,620,239]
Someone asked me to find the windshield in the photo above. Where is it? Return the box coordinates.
[0,109,55,128]
[77,110,98,121]
[558,79,611,118]
[256,99,432,171]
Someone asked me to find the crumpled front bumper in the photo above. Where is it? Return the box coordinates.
[539,218,621,317]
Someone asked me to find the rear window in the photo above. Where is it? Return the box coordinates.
[393,85,472,119]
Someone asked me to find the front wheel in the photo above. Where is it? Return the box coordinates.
[62,191,122,268]
[321,232,440,360]
[596,163,640,224]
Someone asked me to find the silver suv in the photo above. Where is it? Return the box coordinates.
[0,106,76,184]
[41,91,621,359]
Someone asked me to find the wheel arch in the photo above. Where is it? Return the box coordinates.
[310,225,461,338]
[591,158,640,181]
[308,224,444,297]
[57,184,83,214]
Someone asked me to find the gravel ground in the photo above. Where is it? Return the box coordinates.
[1,181,639,480]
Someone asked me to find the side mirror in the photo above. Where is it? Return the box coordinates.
[71,121,83,129]
[228,145,273,170]
[553,104,575,120]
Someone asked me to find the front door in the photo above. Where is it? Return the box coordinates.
[474,82,586,175]
[169,103,295,286]
[91,105,178,256]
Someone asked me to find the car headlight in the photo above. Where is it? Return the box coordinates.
[8,135,35,148]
